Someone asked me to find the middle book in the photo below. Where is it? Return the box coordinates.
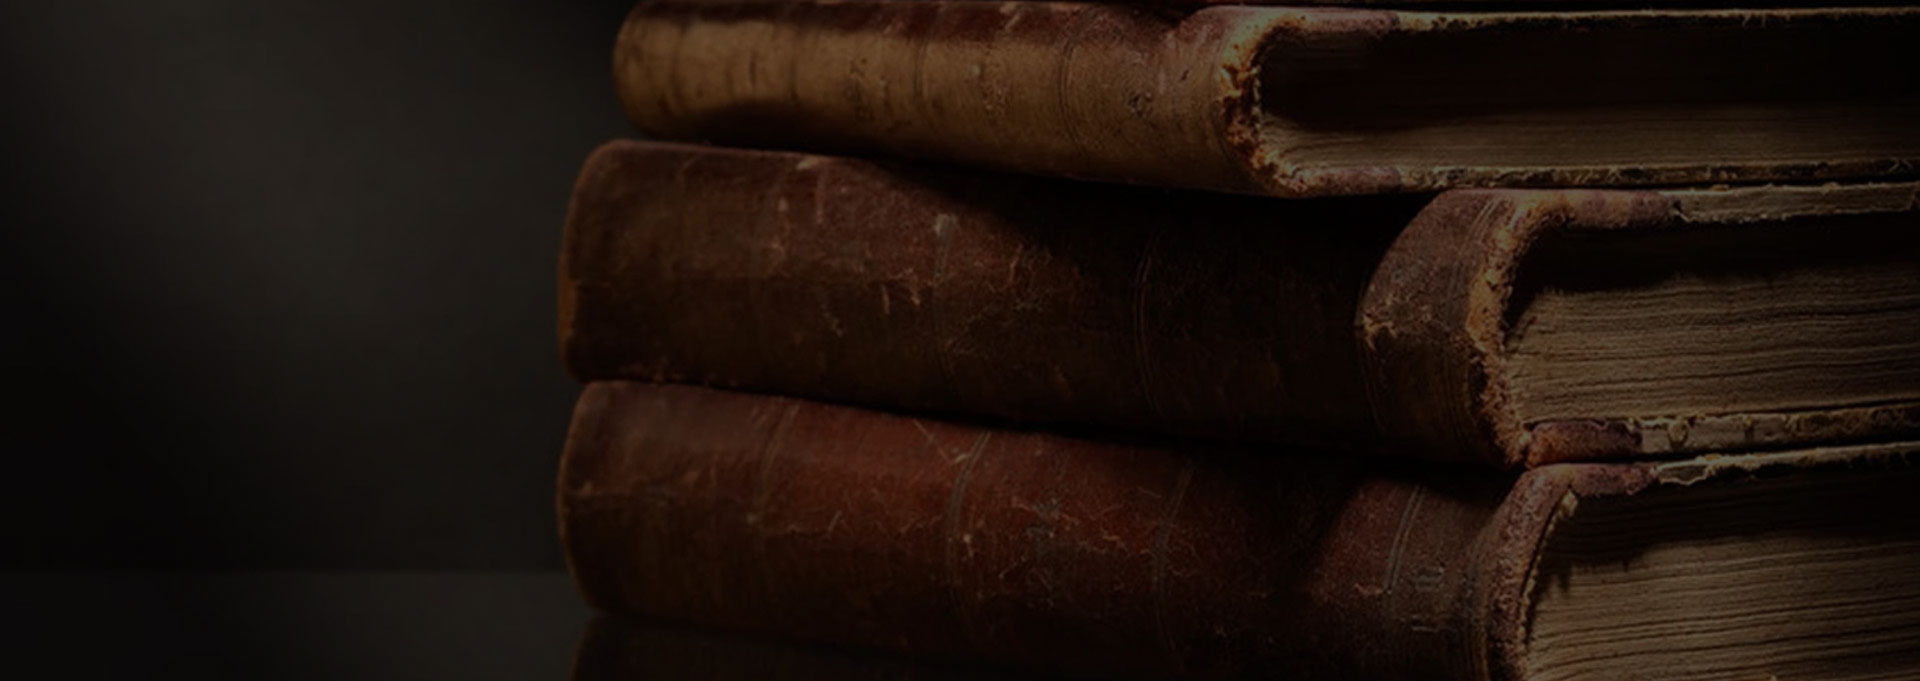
[560,140,1920,469]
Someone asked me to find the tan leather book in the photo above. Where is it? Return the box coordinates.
[560,140,1920,467]
[613,0,1920,197]
[559,382,1920,681]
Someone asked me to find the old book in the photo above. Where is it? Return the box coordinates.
[614,1,1920,197]
[560,140,1920,467]
[559,381,1920,681]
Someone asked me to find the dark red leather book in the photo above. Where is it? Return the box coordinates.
[559,381,1920,681]
[561,141,1920,467]
[614,1,1920,197]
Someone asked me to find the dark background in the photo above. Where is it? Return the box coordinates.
[2,0,634,570]
[2,1,644,675]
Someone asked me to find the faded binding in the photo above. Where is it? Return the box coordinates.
[615,0,1920,197]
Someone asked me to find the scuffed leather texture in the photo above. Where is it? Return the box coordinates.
[615,0,1920,197]
[564,141,1920,467]
[559,382,1511,681]
[561,140,1417,453]
[558,383,1920,680]
[1360,184,1920,467]
[1357,190,1674,467]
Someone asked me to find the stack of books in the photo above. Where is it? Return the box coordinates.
[556,1,1920,678]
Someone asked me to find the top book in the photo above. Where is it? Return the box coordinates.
[615,0,1920,197]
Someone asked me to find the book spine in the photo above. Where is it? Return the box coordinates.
[1357,190,1693,467]
[560,140,1420,455]
[618,1,1920,197]
[1360,183,1920,466]
[614,0,1284,194]
[558,381,1519,680]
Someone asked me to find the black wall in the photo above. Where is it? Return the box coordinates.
[2,1,635,569]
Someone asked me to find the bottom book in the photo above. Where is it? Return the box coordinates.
[558,382,1920,681]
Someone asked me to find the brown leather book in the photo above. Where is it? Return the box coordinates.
[559,382,1920,681]
[560,140,1920,467]
[613,0,1920,197]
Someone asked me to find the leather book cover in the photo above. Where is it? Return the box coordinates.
[558,382,1920,680]
[560,140,1920,467]
[613,0,1920,197]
